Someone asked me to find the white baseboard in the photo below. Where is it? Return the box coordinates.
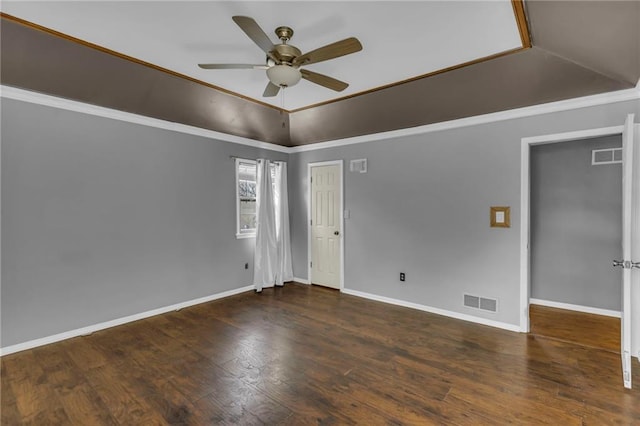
[0,285,254,356]
[293,277,310,284]
[529,298,621,318]
[9,286,618,356]
[341,288,521,333]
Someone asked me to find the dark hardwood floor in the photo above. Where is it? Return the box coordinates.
[2,283,639,425]
[530,304,621,353]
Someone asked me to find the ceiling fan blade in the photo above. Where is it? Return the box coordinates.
[263,82,281,97]
[232,16,275,54]
[300,69,349,92]
[293,37,362,66]
[198,64,268,70]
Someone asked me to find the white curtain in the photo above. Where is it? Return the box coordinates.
[274,161,293,285]
[253,159,277,292]
[253,160,293,291]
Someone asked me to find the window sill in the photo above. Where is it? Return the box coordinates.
[236,233,256,239]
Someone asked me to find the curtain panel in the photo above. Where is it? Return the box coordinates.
[253,160,293,291]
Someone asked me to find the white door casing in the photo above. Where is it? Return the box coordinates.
[309,162,343,289]
[631,123,640,364]
[619,114,637,389]
[520,125,625,333]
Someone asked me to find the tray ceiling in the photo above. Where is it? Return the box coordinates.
[1,1,638,146]
[0,0,523,111]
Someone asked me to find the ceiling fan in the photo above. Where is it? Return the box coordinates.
[198,16,363,97]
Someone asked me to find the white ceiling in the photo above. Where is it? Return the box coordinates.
[2,1,523,111]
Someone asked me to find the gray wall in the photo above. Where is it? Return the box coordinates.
[2,96,637,347]
[1,98,287,347]
[530,136,622,310]
[289,100,638,327]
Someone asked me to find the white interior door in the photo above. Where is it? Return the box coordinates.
[310,164,341,289]
[619,113,638,389]
[632,123,640,366]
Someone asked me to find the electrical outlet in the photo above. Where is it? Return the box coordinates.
[400,272,405,282]
[245,262,249,270]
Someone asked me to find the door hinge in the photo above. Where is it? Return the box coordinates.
[310,176,313,183]
[310,261,313,268]
[310,219,313,226]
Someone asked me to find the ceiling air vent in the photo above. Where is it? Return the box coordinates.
[464,294,498,313]
[592,148,622,165]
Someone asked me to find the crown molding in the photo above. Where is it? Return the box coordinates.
[289,87,640,153]
[0,85,291,153]
[2,85,638,155]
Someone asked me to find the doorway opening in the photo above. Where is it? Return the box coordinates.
[520,125,626,332]
[527,135,622,352]
[520,116,640,389]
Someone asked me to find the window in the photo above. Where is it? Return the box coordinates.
[235,158,277,238]
[236,159,257,238]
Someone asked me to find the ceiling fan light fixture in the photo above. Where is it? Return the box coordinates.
[267,64,302,88]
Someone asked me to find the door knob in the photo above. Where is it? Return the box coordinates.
[334,231,340,236]
[613,260,640,269]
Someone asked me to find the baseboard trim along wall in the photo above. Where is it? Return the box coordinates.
[529,298,621,318]
[0,285,255,357]
[342,288,522,333]
[293,277,311,285]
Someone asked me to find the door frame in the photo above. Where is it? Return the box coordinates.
[519,124,625,333]
[307,160,344,290]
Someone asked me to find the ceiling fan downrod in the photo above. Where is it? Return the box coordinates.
[275,26,294,43]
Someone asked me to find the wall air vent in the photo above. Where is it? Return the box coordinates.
[349,159,367,173]
[463,294,480,309]
[592,148,622,165]
[464,294,498,313]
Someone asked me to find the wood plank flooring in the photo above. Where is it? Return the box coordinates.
[529,304,620,353]
[2,283,640,425]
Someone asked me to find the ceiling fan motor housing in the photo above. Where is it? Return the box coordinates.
[272,44,301,65]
